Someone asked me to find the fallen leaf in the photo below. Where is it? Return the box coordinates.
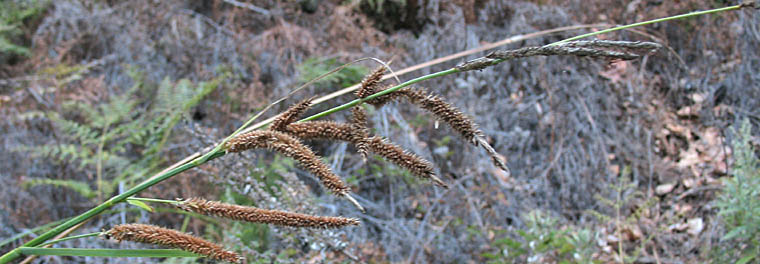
[622,226,643,241]
[677,147,701,168]
[677,105,701,117]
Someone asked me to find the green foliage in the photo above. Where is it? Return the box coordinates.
[362,0,407,15]
[586,166,659,263]
[0,0,49,59]
[21,178,96,199]
[367,154,419,186]
[17,67,227,200]
[714,119,760,262]
[486,210,599,263]
[296,57,368,88]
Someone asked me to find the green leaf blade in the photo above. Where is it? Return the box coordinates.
[18,247,201,258]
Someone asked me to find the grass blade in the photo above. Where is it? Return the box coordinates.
[18,247,201,258]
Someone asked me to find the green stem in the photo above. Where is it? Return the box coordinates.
[1,152,215,258]
[127,197,179,205]
[16,248,201,258]
[0,218,68,248]
[0,4,747,263]
[300,68,459,122]
[549,4,743,46]
[38,233,101,248]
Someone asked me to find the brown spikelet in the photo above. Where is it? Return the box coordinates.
[285,121,355,142]
[401,87,510,173]
[178,197,360,228]
[361,84,406,107]
[350,106,370,161]
[389,87,511,174]
[397,87,483,144]
[225,130,351,196]
[355,66,385,99]
[104,224,241,263]
[365,136,448,188]
[270,97,315,132]
[285,122,447,187]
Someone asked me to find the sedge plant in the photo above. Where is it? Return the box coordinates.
[0,2,757,263]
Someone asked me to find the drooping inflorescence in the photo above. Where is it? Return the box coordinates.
[349,106,371,160]
[270,97,315,132]
[355,66,385,100]
[282,121,447,188]
[177,197,360,228]
[355,85,510,173]
[104,224,242,264]
[225,130,351,196]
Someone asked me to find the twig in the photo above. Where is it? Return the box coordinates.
[222,0,270,15]
[675,185,722,201]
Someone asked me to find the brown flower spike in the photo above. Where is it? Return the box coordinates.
[225,130,364,211]
[284,121,447,188]
[364,136,447,187]
[177,197,360,228]
[104,224,241,264]
[349,106,371,160]
[355,66,385,99]
[270,97,314,132]
[358,86,510,174]
[226,131,346,192]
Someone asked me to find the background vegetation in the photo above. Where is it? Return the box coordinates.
[1,0,758,263]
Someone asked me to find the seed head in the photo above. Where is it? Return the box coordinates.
[284,122,447,187]
[285,121,355,142]
[355,66,385,99]
[225,130,351,196]
[366,136,447,188]
[398,87,483,144]
[178,197,360,228]
[350,106,370,160]
[104,224,241,263]
[271,97,314,132]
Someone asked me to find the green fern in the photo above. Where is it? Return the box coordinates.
[21,178,96,199]
[714,119,760,262]
[16,67,227,200]
[296,57,368,88]
[0,0,50,58]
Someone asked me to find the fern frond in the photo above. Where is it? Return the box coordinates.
[21,178,96,199]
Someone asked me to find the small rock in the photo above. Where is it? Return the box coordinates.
[656,183,676,195]
[687,218,704,236]
[683,178,697,188]
[606,234,620,244]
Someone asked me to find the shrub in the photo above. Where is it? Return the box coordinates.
[715,119,760,263]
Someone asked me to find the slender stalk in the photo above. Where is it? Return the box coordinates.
[300,68,459,123]
[0,218,67,248]
[0,4,748,263]
[1,155,206,260]
[38,233,101,248]
[127,197,179,205]
[550,4,744,46]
